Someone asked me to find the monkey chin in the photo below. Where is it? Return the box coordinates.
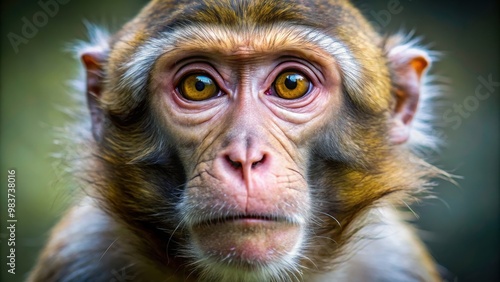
[189,216,304,275]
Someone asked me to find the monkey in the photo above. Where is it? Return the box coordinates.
[28,0,450,281]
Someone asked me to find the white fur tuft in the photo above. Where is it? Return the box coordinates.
[71,22,111,60]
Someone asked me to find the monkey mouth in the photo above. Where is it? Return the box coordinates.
[190,214,303,265]
[194,214,293,227]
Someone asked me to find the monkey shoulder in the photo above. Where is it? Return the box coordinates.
[27,198,138,282]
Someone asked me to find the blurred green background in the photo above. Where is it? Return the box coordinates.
[0,0,498,281]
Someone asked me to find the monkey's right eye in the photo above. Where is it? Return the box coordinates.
[178,74,220,101]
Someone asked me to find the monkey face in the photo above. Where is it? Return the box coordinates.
[146,24,345,272]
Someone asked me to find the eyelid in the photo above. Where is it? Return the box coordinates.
[270,62,319,87]
[276,56,324,83]
[175,68,215,86]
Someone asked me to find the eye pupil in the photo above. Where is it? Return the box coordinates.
[284,75,298,90]
[195,80,205,91]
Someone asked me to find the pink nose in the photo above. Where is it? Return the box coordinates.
[211,139,284,214]
[216,136,271,183]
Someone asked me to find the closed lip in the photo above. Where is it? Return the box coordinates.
[193,214,295,227]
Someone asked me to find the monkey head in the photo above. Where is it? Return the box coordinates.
[45,0,444,281]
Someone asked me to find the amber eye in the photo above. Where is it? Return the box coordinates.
[179,74,219,101]
[273,71,311,99]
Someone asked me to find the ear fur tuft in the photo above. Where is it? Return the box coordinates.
[384,32,444,154]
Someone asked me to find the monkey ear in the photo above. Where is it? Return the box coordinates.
[387,44,431,145]
[81,51,106,141]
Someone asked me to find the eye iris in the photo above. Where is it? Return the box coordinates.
[274,72,310,99]
[180,74,218,101]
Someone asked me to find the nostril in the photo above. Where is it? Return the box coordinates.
[226,155,242,169]
[225,153,267,170]
[251,154,266,169]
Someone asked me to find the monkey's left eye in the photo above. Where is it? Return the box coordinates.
[178,74,220,101]
[272,71,311,100]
